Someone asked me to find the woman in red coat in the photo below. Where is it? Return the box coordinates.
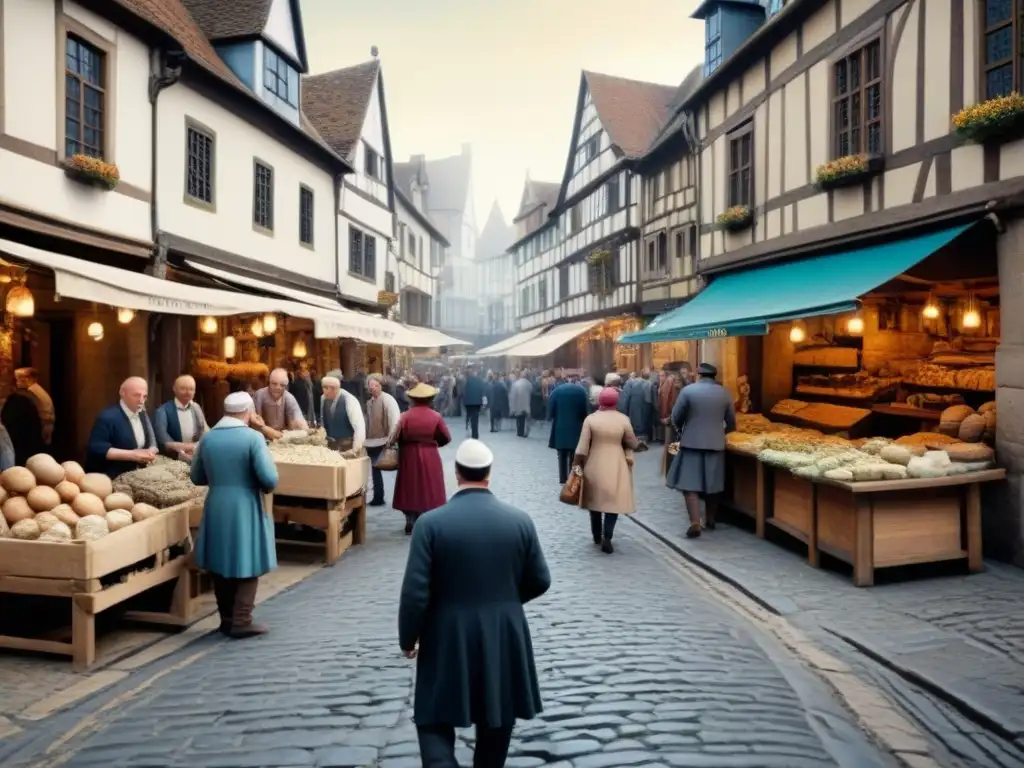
[392,382,452,534]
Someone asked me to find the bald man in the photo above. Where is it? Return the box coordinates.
[251,368,308,440]
[154,375,209,460]
[85,376,159,478]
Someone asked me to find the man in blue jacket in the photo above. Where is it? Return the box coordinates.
[86,377,158,478]
[461,367,486,439]
[547,377,590,485]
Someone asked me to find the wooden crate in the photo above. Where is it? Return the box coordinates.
[0,501,193,670]
[274,456,369,500]
[273,494,366,565]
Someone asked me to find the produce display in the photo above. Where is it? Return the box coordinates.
[112,456,205,508]
[936,402,996,442]
[276,428,329,446]
[795,371,894,399]
[906,362,995,391]
[0,455,163,542]
[268,441,347,467]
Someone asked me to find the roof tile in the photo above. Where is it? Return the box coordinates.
[583,71,678,158]
[302,60,380,161]
[180,0,272,40]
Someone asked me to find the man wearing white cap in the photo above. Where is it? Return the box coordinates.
[399,439,551,767]
[320,372,366,453]
[190,391,279,638]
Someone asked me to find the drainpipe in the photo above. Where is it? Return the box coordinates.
[147,49,185,276]
[334,173,343,299]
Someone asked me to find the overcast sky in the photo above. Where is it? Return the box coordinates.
[303,0,705,229]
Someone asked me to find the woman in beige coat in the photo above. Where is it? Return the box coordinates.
[574,387,640,554]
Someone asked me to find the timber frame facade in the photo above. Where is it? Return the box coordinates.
[659,0,1024,562]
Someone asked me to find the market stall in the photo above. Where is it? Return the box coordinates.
[632,222,1008,583]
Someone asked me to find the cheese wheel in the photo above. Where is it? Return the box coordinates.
[26,485,61,513]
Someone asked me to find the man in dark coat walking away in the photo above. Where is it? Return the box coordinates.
[488,375,509,432]
[547,377,590,485]
[461,369,486,439]
[399,439,551,768]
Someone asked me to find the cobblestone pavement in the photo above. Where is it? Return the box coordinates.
[624,434,1024,766]
[0,420,892,768]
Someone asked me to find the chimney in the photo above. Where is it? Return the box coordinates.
[461,142,471,156]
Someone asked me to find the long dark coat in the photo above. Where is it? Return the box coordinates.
[547,382,589,450]
[392,404,451,514]
[399,487,551,728]
[488,379,510,418]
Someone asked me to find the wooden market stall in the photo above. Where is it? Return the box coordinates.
[647,222,1008,584]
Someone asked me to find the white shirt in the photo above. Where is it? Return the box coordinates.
[174,399,207,443]
[322,390,367,452]
[363,392,401,448]
[120,401,149,449]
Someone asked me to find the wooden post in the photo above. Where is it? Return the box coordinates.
[351,494,367,545]
[754,461,770,539]
[71,602,96,671]
[853,497,874,587]
[326,503,342,565]
[808,483,819,568]
[966,482,983,573]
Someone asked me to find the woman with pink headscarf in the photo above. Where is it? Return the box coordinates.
[572,387,640,554]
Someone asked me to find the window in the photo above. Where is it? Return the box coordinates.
[981,0,1024,98]
[65,35,106,159]
[570,205,582,233]
[585,135,599,161]
[385,271,396,293]
[727,126,753,207]
[349,226,376,279]
[264,47,297,107]
[253,161,274,231]
[539,279,548,310]
[704,8,723,75]
[558,263,569,299]
[299,186,314,245]
[365,145,380,180]
[431,240,441,269]
[521,286,530,315]
[646,240,656,273]
[407,232,416,257]
[766,0,785,17]
[657,232,668,273]
[833,39,882,157]
[606,175,621,213]
[655,172,665,199]
[186,124,214,206]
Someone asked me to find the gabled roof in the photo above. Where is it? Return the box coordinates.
[395,189,450,247]
[302,60,380,161]
[108,0,344,170]
[583,71,677,159]
[423,151,472,213]
[514,179,560,223]
[645,65,705,157]
[181,0,308,70]
[476,202,514,258]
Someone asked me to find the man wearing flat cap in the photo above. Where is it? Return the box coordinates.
[399,439,551,767]
[191,391,278,637]
[665,362,736,538]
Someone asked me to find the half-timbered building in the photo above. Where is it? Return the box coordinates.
[622,0,1024,562]
[392,156,447,328]
[509,71,675,373]
[475,201,516,347]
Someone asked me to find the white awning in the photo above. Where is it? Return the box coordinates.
[475,325,552,357]
[183,259,344,311]
[398,325,471,348]
[503,319,602,358]
[0,239,394,342]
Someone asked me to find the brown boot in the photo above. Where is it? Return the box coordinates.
[228,578,267,638]
[211,576,237,635]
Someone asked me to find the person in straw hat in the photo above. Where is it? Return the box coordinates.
[190,391,279,637]
[392,381,451,534]
[399,439,550,767]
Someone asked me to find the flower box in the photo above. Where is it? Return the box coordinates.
[63,154,120,191]
[716,205,753,232]
[953,93,1024,144]
[814,154,883,190]
[587,249,611,266]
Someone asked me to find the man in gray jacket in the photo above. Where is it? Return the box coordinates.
[665,362,736,538]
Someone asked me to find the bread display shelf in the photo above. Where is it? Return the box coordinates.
[274,456,369,500]
[0,501,193,670]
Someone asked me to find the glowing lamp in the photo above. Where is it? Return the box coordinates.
[292,338,308,358]
[117,307,135,324]
[5,285,34,317]
[262,314,278,334]
[789,323,806,343]
[250,318,264,337]
[847,316,864,335]
[87,321,104,340]
[963,309,981,329]
[223,335,237,358]
[200,316,218,334]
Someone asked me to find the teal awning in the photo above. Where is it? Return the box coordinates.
[619,224,972,344]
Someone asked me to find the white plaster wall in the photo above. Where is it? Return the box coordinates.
[395,196,436,298]
[156,83,336,282]
[263,0,300,62]
[346,77,388,208]
[0,0,151,243]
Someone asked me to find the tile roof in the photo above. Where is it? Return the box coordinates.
[180,0,272,41]
[392,162,418,198]
[302,60,381,161]
[423,151,472,213]
[112,0,339,162]
[647,65,705,154]
[514,179,560,222]
[583,71,678,158]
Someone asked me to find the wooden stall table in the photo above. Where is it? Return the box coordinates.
[724,449,768,538]
[272,457,370,565]
[812,469,1004,587]
[0,501,193,670]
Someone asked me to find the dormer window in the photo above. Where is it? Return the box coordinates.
[264,47,297,108]
[364,145,380,180]
[704,8,723,75]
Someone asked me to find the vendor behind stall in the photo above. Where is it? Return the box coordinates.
[321,373,365,453]
[250,368,308,440]
[85,376,158,478]
[153,375,208,460]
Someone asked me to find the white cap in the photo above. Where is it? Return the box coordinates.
[455,439,493,469]
[605,373,622,386]
[224,391,254,414]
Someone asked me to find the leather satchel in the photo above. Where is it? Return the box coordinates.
[559,465,584,506]
[375,446,399,471]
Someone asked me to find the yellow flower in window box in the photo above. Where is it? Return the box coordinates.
[586,249,611,266]
[716,205,753,232]
[63,154,120,191]
[814,154,883,190]
[953,92,1024,144]
[377,290,398,307]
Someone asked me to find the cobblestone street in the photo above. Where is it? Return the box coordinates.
[0,420,896,768]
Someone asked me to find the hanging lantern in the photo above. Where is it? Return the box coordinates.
[200,316,218,334]
[847,315,864,335]
[87,321,104,340]
[788,321,806,343]
[0,274,11,284]
[116,307,135,324]
[262,314,278,334]
[922,294,940,319]
[292,337,308,358]
[223,335,237,359]
[250,317,264,337]
[5,284,34,317]
[962,293,981,329]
